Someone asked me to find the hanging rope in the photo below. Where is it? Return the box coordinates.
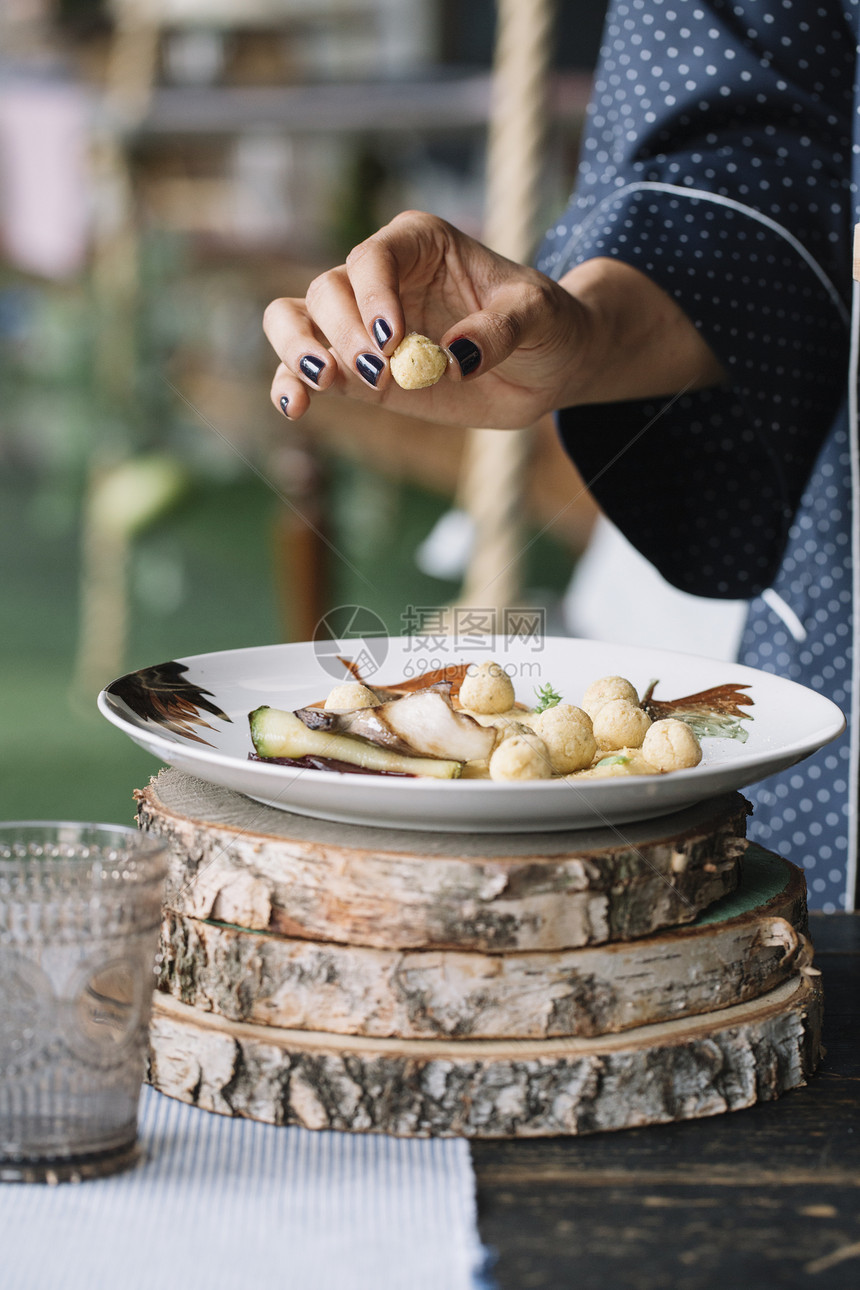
[456,0,556,616]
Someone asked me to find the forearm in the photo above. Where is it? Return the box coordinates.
[557,258,726,407]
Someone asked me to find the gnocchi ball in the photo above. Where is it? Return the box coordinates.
[324,682,380,712]
[489,732,553,781]
[531,703,596,774]
[581,675,639,720]
[459,661,516,714]
[592,698,652,750]
[641,718,702,772]
[495,720,533,742]
[389,333,448,390]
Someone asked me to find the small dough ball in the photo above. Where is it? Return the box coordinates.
[494,719,533,743]
[592,698,652,750]
[324,682,380,712]
[390,333,448,390]
[641,718,702,772]
[532,704,596,774]
[459,661,516,714]
[489,732,553,781]
[582,675,639,720]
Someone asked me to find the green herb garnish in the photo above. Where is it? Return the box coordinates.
[533,682,563,713]
[596,754,630,767]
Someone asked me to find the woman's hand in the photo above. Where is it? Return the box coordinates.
[263,210,592,429]
[263,210,725,428]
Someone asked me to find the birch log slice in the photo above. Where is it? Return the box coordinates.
[157,847,809,1039]
[147,973,823,1139]
[136,770,747,951]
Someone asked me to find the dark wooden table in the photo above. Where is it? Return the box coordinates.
[473,912,860,1289]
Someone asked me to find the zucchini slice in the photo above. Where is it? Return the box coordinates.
[248,706,462,779]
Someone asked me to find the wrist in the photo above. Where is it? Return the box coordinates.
[556,257,725,407]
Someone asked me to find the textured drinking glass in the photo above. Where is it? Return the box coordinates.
[0,823,168,1182]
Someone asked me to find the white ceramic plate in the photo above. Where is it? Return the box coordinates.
[98,636,845,833]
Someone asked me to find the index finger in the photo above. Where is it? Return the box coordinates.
[344,210,449,354]
[343,241,406,355]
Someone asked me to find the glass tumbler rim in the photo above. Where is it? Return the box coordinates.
[0,820,168,877]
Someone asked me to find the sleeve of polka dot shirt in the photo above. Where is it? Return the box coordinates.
[537,0,855,599]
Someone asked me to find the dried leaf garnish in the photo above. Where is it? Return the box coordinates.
[338,656,472,700]
[641,680,754,743]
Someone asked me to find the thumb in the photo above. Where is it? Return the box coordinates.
[440,278,554,380]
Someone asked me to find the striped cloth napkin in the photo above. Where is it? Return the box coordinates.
[3,1087,491,1290]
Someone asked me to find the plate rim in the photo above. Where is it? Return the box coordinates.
[98,634,846,791]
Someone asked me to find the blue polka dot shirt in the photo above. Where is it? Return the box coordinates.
[537,0,859,910]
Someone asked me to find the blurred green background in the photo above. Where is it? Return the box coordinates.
[0,0,601,824]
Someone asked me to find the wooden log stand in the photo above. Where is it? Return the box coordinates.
[157,845,810,1040]
[136,770,748,951]
[148,975,822,1139]
[139,770,823,1138]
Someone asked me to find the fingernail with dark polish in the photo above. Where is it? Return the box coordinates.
[279,395,290,416]
[300,354,325,384]
[372,317,392,350]
[448,337,481,377]
[356,353,385,387]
